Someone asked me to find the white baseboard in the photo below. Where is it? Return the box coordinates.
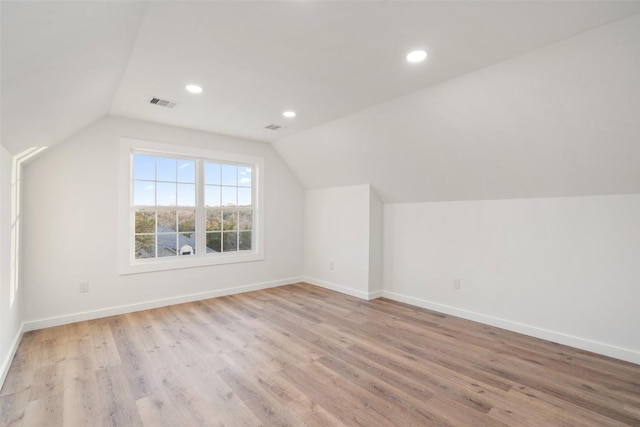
[1,321,25,389]
[382,290,640,365]
[23,277,302,332]
[302,276,381,300]
[368,289,384,300]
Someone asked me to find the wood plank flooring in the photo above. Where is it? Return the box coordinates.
[2,283,639,426]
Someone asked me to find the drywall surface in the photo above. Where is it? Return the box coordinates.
[0,144,22,383]
[303,185,372,298]
[274,13,640,203]
[369,186,383,296]
[384,194,640,363]
[21,116,303,327]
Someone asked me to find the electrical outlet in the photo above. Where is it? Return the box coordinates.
[79,280,89,293]
[329,262,334,271]
[452,279,461,290]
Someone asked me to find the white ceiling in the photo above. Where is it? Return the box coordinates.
[1,1,147,154]
[274,12,640,202]
[3,1,640,156]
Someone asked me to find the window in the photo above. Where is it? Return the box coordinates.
[10,146,48,307]
[133,155,198,259]
[203,162,253,254]
[119,138,263,274]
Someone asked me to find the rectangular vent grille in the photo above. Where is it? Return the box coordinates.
[264,124,283,131]
[149,97,177,109]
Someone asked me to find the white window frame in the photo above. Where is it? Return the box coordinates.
[10,146,48,306]
[118,138,264,275]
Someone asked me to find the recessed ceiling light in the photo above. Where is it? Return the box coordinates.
[283,111,296,118]
[406,50,427,63]
[185,84,203,94]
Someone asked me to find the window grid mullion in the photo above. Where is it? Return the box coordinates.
[196,159,206,256]
[153,210,158,259]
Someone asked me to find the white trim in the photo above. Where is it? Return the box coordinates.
[119,251,265,275]
[302,276,381,301]
[382,290,640,365]
[23,277,302,332]
[368,289,384,300]
[0,322,25,388]
[118,138,265,274]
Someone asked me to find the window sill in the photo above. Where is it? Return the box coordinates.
[119,252,264,275]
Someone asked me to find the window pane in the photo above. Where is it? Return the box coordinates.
[178,233,196,255]
[177,159,195,183]
[221,164,237,186]
[157,157,176,182]
[135,235,155,259]
[206,232,221,253]
[157,183,176,206]
[205,185,221,207]
[178,209,195,232]
[222,187,236,206]
[239,231,252,251]
[238,166,252,187]
[205,162,220,185]
[134,181,155,205]
[223,211,238,231]
[177,183,195,206]
[135,209,155,233]
[206,209,222,231]
[157,233,177,257]
[157,210,177,232]
[238,187,251,207]
[133,155,155,180]
[223,231,238,252]
[239,210,252,231]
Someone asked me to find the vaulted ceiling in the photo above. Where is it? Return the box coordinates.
[2,1,640,202]
[275,12,640,202]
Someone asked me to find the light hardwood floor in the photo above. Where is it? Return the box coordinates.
[1,283,639,426]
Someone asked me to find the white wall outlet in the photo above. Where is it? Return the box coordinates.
[329,262,334,270]
[79,280,89,293]
[452,279,461,290]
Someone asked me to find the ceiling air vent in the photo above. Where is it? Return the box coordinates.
[264,124,284,131]
[149,97,177,109]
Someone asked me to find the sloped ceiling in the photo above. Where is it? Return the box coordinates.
[2,1,640,202]
[1,1,147,154]
[274,13,640,202]
[108,1,640,144]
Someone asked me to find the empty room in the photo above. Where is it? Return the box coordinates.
[1,1,639,426]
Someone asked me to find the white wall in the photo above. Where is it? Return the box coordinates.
[0,144,22,384]
[21,116,303,328]
[303,184,382,299]
[384,194,640,363]
[368,186,383,295]
[303,185,370,298]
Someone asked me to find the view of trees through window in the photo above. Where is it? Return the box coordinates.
[132,153,253,260]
